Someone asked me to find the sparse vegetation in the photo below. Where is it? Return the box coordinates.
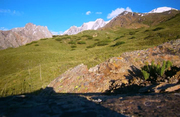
[77,41,86,44]
[68,41,76,44]
[71,45,77,48]
[111,41,125,47]
[152,27,164,31]
[129,36,135,39]
[141,60,173,80]
[96,40,111,46]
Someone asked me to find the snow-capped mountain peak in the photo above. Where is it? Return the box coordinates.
[63,18,110,35]
[149,7,178,13]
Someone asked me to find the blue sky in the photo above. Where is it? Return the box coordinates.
[0,0,180,34]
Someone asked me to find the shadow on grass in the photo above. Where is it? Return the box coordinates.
[0,87,126,117]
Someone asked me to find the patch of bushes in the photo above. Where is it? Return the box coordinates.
[40,38,47,41]
[129,31,136,35]
[55,38,62,41]
[144,30,149,32]
[144,35,153,40]
[152,27,164,31]
[94,39,100,41]
[86,43,96,48]
[25,41,38,46]
[77,41,86,44]
[129,36,135,39]
[177,35,180,39]
[114,36,125,41]
[111,41,125,47]
[81,35,93,39]
[53,35,58,37]
[96,40,111,46]
[71,45,77,48]
[35,44,39,46]
[141,60,173,80]
[68,41,76,44]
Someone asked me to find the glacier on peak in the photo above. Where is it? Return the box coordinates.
[149,7,178,13]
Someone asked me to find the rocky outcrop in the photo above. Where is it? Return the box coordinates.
[0,23,52,50]
[48,39,180,94]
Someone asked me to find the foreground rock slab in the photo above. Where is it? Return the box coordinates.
[0,92,180,117]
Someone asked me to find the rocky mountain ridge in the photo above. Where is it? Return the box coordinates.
[63,7,179,34]
[63,18,109,35]
[101,9,179,30]
[0,23,52,50]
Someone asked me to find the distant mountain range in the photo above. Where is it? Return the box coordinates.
[0,23,52,50]
[101,7,179,30]
[63,7,178,35]
[0,7,179,50]
[63,19,110,35]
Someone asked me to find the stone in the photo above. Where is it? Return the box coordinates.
[165,84,180,92]
[154,83,179,93]
[139,85,155,93]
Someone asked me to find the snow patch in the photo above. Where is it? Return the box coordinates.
[149,7,178,13]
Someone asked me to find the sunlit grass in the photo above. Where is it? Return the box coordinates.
[0,13,180,97]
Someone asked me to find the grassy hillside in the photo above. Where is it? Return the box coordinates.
[0,13,180,97]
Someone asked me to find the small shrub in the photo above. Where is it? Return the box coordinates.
[129,31,135,35]
[55,38,62,41]
[86,43,96,48]
[141,70,150,80]
[176,35,180,39]
[114,36,124,41]
[35,44,39,46]
[68,41,76,44]
[141,60,173,80]
[41,38,47,41]
[81,35,93,39]
[26,43,31,46]
[129,36,135,39]
[111,41,125,47]
[152,27,164,31]
[88,36,93,40]
[160,61,166,76]
[96,40,111,46]
[77,41,86,44]
[25,41,38,46]
[71,45,77,48]
[144,30,149,32]
[81,35,89,37]
[94,39,100,41]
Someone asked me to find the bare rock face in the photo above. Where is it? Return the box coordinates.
[0,23,52,50]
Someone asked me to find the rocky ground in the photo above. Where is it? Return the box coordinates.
[1,39,180,117]
[48,39,180,94]
[0,92,180,117]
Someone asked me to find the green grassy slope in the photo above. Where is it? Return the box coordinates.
[0,13,180,97]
